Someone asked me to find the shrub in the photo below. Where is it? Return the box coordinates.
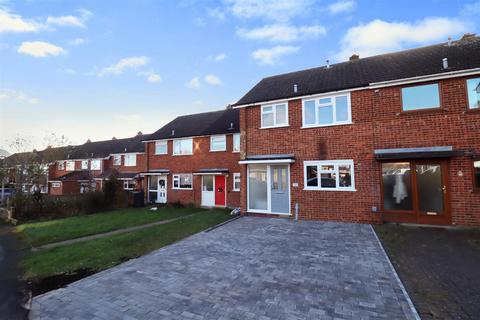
[84,191,107,214]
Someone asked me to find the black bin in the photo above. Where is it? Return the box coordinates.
[132,190,145,207]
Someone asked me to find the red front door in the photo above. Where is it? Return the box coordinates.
[214,175,226,206]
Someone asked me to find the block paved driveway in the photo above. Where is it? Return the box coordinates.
[31,217,418,320]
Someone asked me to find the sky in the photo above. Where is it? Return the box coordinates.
[1,0,479,154]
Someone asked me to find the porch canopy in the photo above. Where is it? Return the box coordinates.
[139,169,170,176]
[239,154,295,164]
[374,146,462,160]
[193,168,229,175]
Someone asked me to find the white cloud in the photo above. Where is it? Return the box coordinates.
[226,0,316,21]
[0,89,39,104]
[68,38,86,46]
[98,56,150,77]
[204,74,222,85]
[328,0,356,14]
[336,17,469,61]
[0,93,8,100]
[237,24,326,42]
[18,41,66,58]
[46,9,92,28]
[187,77,201,89]
[0,8,40,33]
[208,7,226,20]
[138,70,162,83]
[251,45,299,65]
[214,53,227,61]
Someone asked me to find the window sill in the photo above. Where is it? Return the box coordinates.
[232,151,240,153]
[172,154,193,156]
[210,149,227,152]
[466,107,480,113]
[301,122,352,129]
[154,153,168,156]
[259,124,290,130]
[400,107,443,115]
[172,188,193,191]
[303,187,356,192]
[232,189,240,192]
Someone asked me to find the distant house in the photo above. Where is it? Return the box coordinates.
[142,109,241,208]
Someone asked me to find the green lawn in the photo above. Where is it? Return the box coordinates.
[22,210,231,280]
[16,206,206,247]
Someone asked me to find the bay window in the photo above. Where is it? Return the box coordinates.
[173,174,193,189]
[303,93,351,127]
[304,160,355,191]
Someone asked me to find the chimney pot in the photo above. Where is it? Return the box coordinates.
[112,137,116,140]
[349,54,359,61]
[137,131,142,136]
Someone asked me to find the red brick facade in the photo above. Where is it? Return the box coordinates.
[145,134,241,208]
[239,76,480,226]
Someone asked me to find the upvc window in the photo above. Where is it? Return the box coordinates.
[474,160,480,191]
[113,154,122,166]
[66,160,75,171]
[303,93,351,127]
[173,174,193,189]
[210,135,226,152]
[81,160,89,170]
[233,173,241,191]
[401,83,440,111]
[58,161,65,170]
[261,103,288,128]
[51,182,61,188]
[467,77,480,109]
[173,138,193,155]
[155,140,168,155]
[91,159,101,170]
[232,133,240,152]
[304,160,355,191]
[123,180,135,190]
[124,154,136,166]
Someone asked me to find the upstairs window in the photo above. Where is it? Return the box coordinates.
[173,138,193,155]
[58,161,65,170]
[66,160,75,171]
[467,77,480,109]
[210,135,226,152]
[304,160,355,191]
[81,160,89,170]
[124,154,136,166]
[173,174,193,189]
[261,103,288,128]
[113,154,121,166]
[303,93,351,127]
[402,83,440,111]
[91,159,101,170]
[232,133,240,152]
[155,141,168,155]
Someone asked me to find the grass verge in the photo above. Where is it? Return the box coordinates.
[16,206,205,247]
[21,210,231,281]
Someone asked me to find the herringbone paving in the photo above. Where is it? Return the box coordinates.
[31,217,417,319]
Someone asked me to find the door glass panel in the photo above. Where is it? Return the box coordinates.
[203,176,213,191]
[382,163,413,211]
[281,168,287,191]
[159,179,165,189]
[416,164,444,214]
[249,165,268,210]
[272,168,279,190]
[149,176,158,190]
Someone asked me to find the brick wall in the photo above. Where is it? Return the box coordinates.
[240,76,480,226]
[146,134,241,208]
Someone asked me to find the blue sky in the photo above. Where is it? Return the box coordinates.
[1,0,479,153]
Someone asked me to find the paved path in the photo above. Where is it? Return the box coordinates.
[34,213,199,250]
[31,217,418,320]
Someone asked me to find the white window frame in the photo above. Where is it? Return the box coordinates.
[303,160,355,191]
[401,83,440,111]
[233,173,241,191]
[123,179,135,190]
[90,159,101,171]
[467,77,480,109]
[210,135,227,152]
[261,103,289,128]
[232,133,240,153]
[81,160,89,170]
[58,161,65,170]
[302,92,352,128]
[113,154,122,166]
[124,153,137,167]
[173,138,193,156]
[155,140,168,155]
[51,182,61,188]
[66,160,75,171]
[172,174,193,190]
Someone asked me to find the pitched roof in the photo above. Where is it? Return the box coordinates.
[233,35,480,106]
[54,170,92,182]
[66,133,148,159]
[145,108,239,141]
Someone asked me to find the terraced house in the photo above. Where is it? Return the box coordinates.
[142,108,241,208]
[49,132,148,195]
[233,35,480,226]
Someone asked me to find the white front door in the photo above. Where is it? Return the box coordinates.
[157,176,167,203]
[201,175,215,206]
